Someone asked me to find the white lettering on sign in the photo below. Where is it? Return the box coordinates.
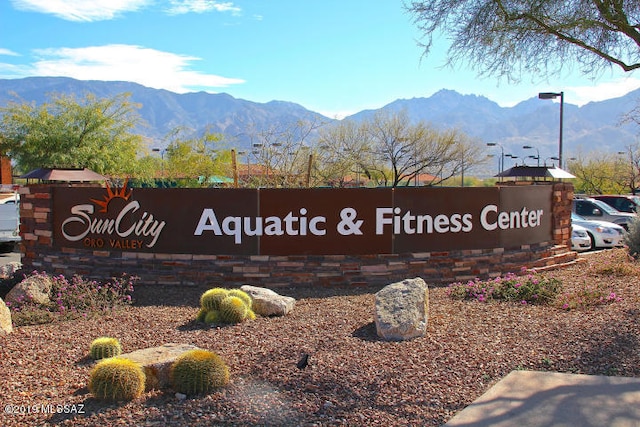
[479,205,543,231]
[375,207,473,235]
[194,204,546,244]
[194,208,327,244]
[61,201,166,248]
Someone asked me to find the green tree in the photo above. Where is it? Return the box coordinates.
[567,151,627,194]
[0,92,143,175]
[405,1,640,80]
[163,128,231,187]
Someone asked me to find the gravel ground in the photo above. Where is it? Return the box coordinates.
[1,249,639,427]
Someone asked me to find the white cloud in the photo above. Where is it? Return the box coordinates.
[166,0,241,15]
[10,0,151,22]
[0,48,20,56]
[13,44,245,92]
[566,77,640,106]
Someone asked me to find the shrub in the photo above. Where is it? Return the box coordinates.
[50,273,137,314]
[8,272,137,326]
[170,349,229,395]
[89,337,122,360]
[624,215,640,259]
[88,358,146,401]
[447,268,561,305]
[556,283,623,311]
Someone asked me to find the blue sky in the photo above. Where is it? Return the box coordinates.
[2,0,640,119]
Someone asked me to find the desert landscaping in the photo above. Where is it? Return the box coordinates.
[1,248,639,426]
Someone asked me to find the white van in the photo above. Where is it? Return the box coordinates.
[0,192,20,249]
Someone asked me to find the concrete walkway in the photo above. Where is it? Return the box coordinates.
[443,370,640,427]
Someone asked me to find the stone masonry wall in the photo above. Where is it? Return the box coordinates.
[18,182,577,288]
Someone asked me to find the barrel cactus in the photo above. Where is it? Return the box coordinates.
[227,289,252,309]
[200,288,229,311]
[204,310,221,325]
[88,358,146,401]
[170,349,230,395]
[196,307,208,323]
[89,337,122,360]
[219,295,249,324]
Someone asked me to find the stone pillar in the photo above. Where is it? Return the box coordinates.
[552,182,574,247]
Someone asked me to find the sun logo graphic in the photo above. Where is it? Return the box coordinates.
[90,180,132,213]
[61,179,166,249]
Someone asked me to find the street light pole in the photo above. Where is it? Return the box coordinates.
[522,145,540,166]
[538,91,564,169]
[486,142,505,178]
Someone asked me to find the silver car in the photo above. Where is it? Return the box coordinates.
[572,197,636,230]
[571,213,625,250]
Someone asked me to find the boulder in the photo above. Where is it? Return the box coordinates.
[5,274,52,306]
[119,343,199,391]
[240,285,296,317]
[0,298,12,335]
[0,261,21,279]
[374,277,429,341]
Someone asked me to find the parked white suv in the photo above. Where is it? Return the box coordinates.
[572,197,636,230]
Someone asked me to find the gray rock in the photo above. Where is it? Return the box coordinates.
[0,261,21,279]
[0,298,12,335]
[5,274,52,306]
[374,277,429,341]
[240,285,295,317]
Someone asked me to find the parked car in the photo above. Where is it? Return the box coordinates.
[571,224,592,252]
[571,213,625,250]
[591,194,640,213]
[0,192,19,251]
[572,197,636,229]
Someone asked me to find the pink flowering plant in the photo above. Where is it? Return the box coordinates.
[7,271,137,326]
[556,282,623,311]
[446,268,561,305]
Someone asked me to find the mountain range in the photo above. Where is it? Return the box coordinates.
[1,76,639,167]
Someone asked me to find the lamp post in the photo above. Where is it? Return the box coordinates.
[522,145,540,166]
[486,142,505,177]
[544,156,559,167]
[152,148,166,182]
[506,154,524,166]
[538,91,564,169]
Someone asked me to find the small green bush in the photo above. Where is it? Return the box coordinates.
[88,358,146,401]
[170,349,229,395]
[89,337,122,360]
